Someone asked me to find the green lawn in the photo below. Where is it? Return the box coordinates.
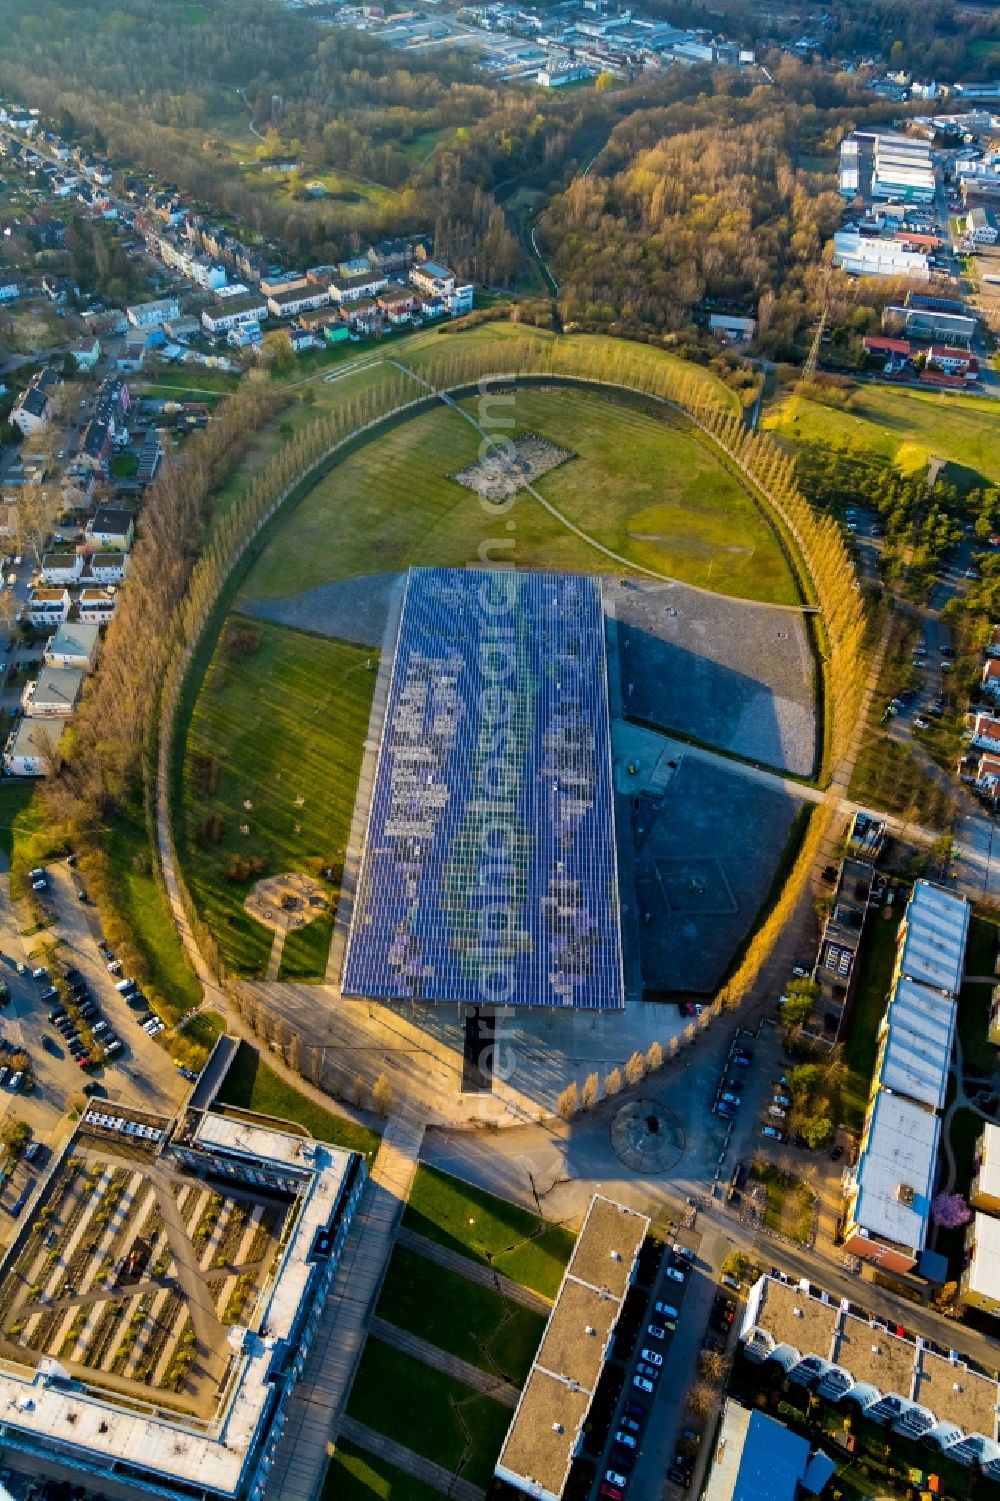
[957,917,997,1074]
[0,781,39,868]
[242,388,797,606]
[376,1244,546,1383]
[764,385,1000,488]
[277,912,335,981]
[215,1042,381,1160]
[404,1164,575,1299]
[849,732,956,828]
[345,1340,512,1490]
[753,1165,815,1244]
[103,802,203,1018]
[109,452,139,480]
[178,1009,225,1054]
[842,908,903,1131]
[181,620,376,977]
[322,1440,445,1501]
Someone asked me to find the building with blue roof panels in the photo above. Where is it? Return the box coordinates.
[703,1401,836,1501]
[874,975,956,1112]
[894,880,970,997]
[342,568,625,1009]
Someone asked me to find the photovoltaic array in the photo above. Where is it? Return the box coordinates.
[342,567,625,1009]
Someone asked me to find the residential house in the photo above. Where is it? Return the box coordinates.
[367,236,430,274]
[201,293,268,335]
[78,587,118,625]
[21,665,84,718]
[87,505,136,551]
[26,588,71,629]
[983,658,1000,699]
[974,752,1000,801]
[377,287,419,325]
[448,283,475,315]
[970,712,1000,753]
[327,269,389,305]
[3,717,66,778]
[287,326,320,354]
[987,624,1000,660]
[87,552,128,585]
[259,272,309,298]
[967,206,999,244]
[125,296,180,329]
[410,260,456,297]
[266,286,330,319]
[926,345,979,380]
[40,552,83,587]
[864,333,912,360]
[11,372,59,438]
[44,621,101,672]
[345,300,379,335]
[71,335,101,371]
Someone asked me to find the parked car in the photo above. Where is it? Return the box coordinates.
[635,1362,659,1382]
[654,1300,679,1319]
[732,1048,753,1066]
[618,1416,642,1435]
[719,1091,741,1107]
[761,1125,785,1142]
[599,1487,623,1501]
[715,1101,736,1120]
[646,1324,666,1340]
[41,1036,58,1055]
[772,1093,791,1108]
[640,1348,663,1366]
[767,1105,787,1121]
[614,1431,638,1450]
[672,1244,696,1263]
[632,1375,654,1394]
[664,1265,685,1283]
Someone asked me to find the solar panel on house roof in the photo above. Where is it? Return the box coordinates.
[342,568,625,1009]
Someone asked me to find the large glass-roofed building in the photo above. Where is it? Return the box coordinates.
[342,567,625,1009]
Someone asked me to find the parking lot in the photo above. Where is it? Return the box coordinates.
[0,859,185,1229]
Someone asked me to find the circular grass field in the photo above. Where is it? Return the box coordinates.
[240,384,800,608]
[179,382,804,980]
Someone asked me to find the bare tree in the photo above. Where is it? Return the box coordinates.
[556,1081,579,1120]
[372,1072,394,1117]
[604,1066,623,1098]
[624,1050,645,1087]
[581,1072,600,1109]
[646,1040,664,1073]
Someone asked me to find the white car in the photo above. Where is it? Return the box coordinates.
[605,1473,628,1490]
[633,1375,653,1393]
[768,1105,787,1121]
[664,1265,685,1283]
[640,1348,663,1366]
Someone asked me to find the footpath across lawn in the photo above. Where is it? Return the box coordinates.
[345,1340,512,1490]
[322,1440,444,1501]
[215,1042,380,1161]
[376,1244,546,1384]
[403,1163,575,1299]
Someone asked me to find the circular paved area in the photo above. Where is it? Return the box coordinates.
[610,1097,685,1174]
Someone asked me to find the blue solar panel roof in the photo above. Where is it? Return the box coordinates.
[342,568,625,1009]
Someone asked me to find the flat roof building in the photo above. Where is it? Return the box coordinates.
[843,1089,940,1273]
[495,1196,649,1501]
[962,1213,1000,1318]
[741,1273,1000,1470]
[972,1122,1000,1215]
[702,1401,835,1501]
[0,1105,366,1501]
[895,880,970,996]
[875,975,956,1112]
